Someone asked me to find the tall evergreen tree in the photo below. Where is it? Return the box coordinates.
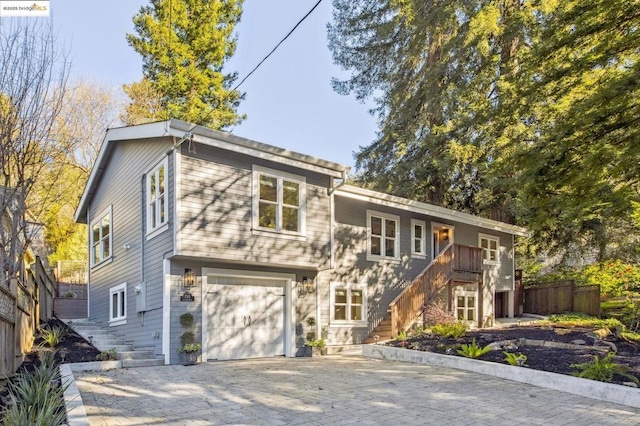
[124,0,245,129]
[511,0,640,260]
[328,0,535,222]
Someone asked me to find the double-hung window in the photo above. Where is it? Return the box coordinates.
[253,165,306,235]
[147,158,168,238]
[330,282,367,325]
[109,282,127,326]
[367,210,399,261]
[411,219,426,257]
[479,233,500,264]
[91,206,112,267]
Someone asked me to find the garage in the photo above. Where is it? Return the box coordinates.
[203,270,294,361]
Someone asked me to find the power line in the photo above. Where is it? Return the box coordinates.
[230,0,323,94]
[184,0,324,134]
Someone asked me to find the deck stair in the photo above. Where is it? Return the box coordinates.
[363,314,393,343]
[62,318,163,368]
[366,243,483,342]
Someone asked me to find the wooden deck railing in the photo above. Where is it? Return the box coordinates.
[389,244,454,337]
[453,244,483,273]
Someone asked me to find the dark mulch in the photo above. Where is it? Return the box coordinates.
[0,317,101,414]
[388,325,640,385]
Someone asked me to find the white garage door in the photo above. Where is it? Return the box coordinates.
[206,277,285,360]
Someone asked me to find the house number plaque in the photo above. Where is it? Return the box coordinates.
[180,291,195,302]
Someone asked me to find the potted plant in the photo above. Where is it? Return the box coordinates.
[178,342,201,365]
[309,338,327,356]
[178,313,200,365]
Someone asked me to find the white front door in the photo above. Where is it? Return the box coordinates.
[206,279,285,360]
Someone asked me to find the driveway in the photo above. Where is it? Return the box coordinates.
[74,355,640,425]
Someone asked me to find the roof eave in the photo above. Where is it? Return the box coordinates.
[336,185,529,237]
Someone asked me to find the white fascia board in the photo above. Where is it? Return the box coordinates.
[188,132,347,178]
[169,119,350,178]
[337,185,529,237]
[73,121,178,223]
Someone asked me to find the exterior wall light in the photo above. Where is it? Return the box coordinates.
[298,276,315,297]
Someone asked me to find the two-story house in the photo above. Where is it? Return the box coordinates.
[74,119,527,364]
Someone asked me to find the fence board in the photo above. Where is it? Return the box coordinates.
[524,281,600,317]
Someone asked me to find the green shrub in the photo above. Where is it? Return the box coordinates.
[179,312,194,328]
[571,352,639,383]
[3,359,68,426]
[431,322,467,339]
[39,326,68,348]
[180,331,195,346]
[457,339,491,359]
[309,338,326,348]
[503,352,527,366]
[305,331,317,343]
[96,348,118,361]
[548,313,623,330]
[395,331,407,342]
[178,343,201,353]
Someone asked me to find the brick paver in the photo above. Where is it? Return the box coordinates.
[74,356,640,425]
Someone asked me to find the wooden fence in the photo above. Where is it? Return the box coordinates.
[524,280,600,317]
[0,256,56,378]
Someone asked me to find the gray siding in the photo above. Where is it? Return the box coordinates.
[87,138,174,356]
[323,195,516,344]
[178,144,332,269]
[167,258,317,364]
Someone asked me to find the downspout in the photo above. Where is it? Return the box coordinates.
[321,170,347,342]
[328,170,347,270]
[139,174,146,325]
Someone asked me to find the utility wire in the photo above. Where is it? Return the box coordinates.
[179,0,324,137]
[230,0,323,94]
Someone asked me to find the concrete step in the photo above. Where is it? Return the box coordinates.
[363,335,392,344]
[94,343,134,352]
[122,358,164,368]
[117,350,155,360]
[325,345,362,355]
[72,325,110,332]
[73,328,117,336]
[91,338,126,346]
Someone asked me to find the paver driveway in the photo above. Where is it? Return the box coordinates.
[74,355,640,425]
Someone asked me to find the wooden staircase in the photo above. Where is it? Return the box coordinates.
[365,243,483,342]
[363,314,392,343]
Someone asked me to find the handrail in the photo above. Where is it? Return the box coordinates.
[389,244,454,337]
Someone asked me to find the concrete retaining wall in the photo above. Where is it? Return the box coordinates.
[363,345,640,409]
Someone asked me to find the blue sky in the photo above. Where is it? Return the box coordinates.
[49,0,378,170]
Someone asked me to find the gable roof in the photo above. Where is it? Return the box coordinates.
[74,119,351,223]
[336,185,528,237]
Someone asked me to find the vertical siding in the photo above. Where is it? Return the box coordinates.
[87,138,174,356]
[178,144,332,269]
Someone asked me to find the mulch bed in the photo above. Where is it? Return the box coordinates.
[0,317,101,414]
[387,325,640,385]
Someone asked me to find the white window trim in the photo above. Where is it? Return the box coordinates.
[366,210,400,261]
[329,282,368,327]
[479,233,500,265]
[146,157,169,240]
[252,165,307,237]
[90,205,112,268]
[109,282,127,326]
[410,219,427,258]
[454,284,478,326]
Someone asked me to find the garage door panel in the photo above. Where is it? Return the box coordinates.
[207,278,285,360]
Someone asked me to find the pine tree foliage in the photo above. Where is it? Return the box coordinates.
[512,0,640,259]
[328,0,534,222]
[329,0,640,259]
[124,0,245,129]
